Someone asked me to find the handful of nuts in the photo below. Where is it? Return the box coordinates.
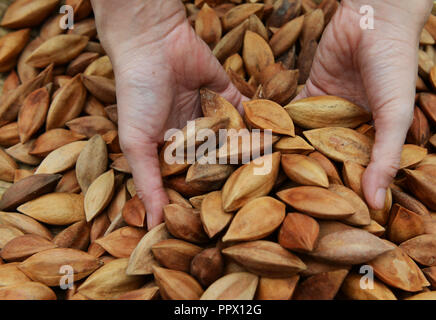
[0,0,436,301]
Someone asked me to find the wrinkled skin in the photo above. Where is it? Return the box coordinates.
[91,0,432,229]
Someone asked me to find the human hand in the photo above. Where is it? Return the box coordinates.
[90,0,244,229]
[295,0,433,210]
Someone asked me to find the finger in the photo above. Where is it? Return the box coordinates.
[121,137,169,230]
[362,109,413,210]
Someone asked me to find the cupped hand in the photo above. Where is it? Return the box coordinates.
[295,0,433,209]
[91,0,244,229]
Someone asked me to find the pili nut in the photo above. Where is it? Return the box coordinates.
[110,155,132,174]
[6,140,42,166]
[0,282,56,300]
[126,223,171,275]
[0,226,24,249]
[222,3,264,31]
[362,219,386,237]
[404,168,436,210]
[122,195,146,228]
[255,275,299,300]
[400,144,428,168]
[35,140,87,174]
[368,241,430,292]
[0,0,59,29]
[14,168,34,183]
[190,247,224,287]
[0,211,52,240]
[422,267,436,289]
[243,99,295,136]
[195,3,222,46]
[84,95,107,118]
[66,115,117,138]
[0,148,18,182]
[84,169,115,222]
[81,74,116,104]
[17,193,85,225]
[163,204,208,243]
[18,248,102,286]
[281,154,329,187]
[222,152,281,212]
[200,190,233,238]
[227,68,256,97]
[267,0,302,28]
[29,128,86,157]
[328,184,371,227]
[341,273,397,300]
[342,160,365,198]
[160,116,229,177]
[76,134,108,194]
[200,272,258,300]
[216,130,280,163]
[95,226,146,258]
[46,74,87,131]
[222,240,306,277]
[243,30,274,79]
[308,228,395,265]
[117,286,160,300]
[269,15,304,57]
[399,234,436,266]
[0,29,31,72]
[262,69,298,104]
[301,8,325,45]
[200,88,246,130]
[189,194,206,210]
[274,136,314,154]
[407,106,430,146]
[387,204,425,244]
[153,266,204,300]
[285,96,371,129]
[248,13,268,41]
[0,262,31,287]
[55,169,81,193]
[83,55,113,78]
[213,19,249,62]
[292,269,349,300]
[308,151,343,185]
[166,188,192,209]
[0,64,53,125]
[17,87,50,143]
[53,220,90,251]
[2,70,20,94]
[26,35,89,68]
[303,127,373,166]
[0,173,61,211]
[278,212,319,252]
[78,258,145,300]
[222,196,285,242]
[0,122,20,147]
[1,234,57,262]
[185,162,235,192]
[277,186,355,219]
[151,239,202,273]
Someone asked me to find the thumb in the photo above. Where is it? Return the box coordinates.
[121,136,169,230]
[362,105,413,210]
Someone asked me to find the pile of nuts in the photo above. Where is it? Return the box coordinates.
[0,0,436,300]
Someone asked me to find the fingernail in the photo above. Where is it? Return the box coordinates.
[374,188,386,210]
